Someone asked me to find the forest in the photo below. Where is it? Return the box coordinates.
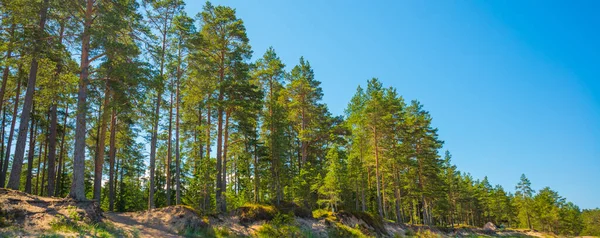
[0,0,598,237]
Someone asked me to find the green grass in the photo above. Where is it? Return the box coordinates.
[49,214,130,238]
[327,220,371,238]
[182,226,240,238]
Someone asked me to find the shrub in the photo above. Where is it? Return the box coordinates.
[236,203,277,224]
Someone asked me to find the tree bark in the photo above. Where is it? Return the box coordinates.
[204,100,211,211]
[0,24,15,183]
[0,23,15,123]
[24,114,37,193]
[70,0,94,200]
[94,81,110,201]
[55,104,68,197]
[1,71,22,186]
[46,103,58,196]
[40,121,49,196]
[373,127,383,218]
[166,82,173,206]
[175,72,181,205]
[108,108,117,211]
[46,19,65,197]
[35,124,47,195]
[215,55,225,212]
[148,91,160,210]
[221,109,230,212]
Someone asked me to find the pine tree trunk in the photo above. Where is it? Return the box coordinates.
[40,123,49,196]
[35,125,47,195]
[1,72,22,186]
[70,0,94,200]
[0,111,5,187]
[253,138,259,203]
[175,74,181,205]
[24,115,37,194]
[221,109,230,212]
[94,81,110,201]
[0,25,15,180]
[6,0,49,190]
[373,127,383,218]
[393,164,403,224]
[0,23,15,183]
[216,56,225,213]
[166,84,173,206]
[55,104,68,197]
[204,100,211,211]
[0,24,15,126]
[148,91,161,210]
[46,103,57,196]
[108,109,117,211]
[45,20,65,197]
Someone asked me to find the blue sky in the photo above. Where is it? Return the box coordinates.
[184,1,600,209]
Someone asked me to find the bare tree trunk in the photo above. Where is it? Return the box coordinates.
[175,75,181,205]
[108,109,117,211]
[216,100,224,212]
[69,0,94,200]
[40,121,49,196]
[45,20,65,197]
[1,71,22,186]
[148,91,160,210]
[204,100,211,211]
[46,103,57,196]
[0,111,5,187]
[166,83,173,206]
[6,0,49,190]
[0,24,15,124]
[34,123,46,195]
[0,23,15,184]
[221,109,230,212]
[215,52,225,213]
[25,115,37,194]
[373,127,383,218]
[253,138,259,203]
[94,81,110,201]
[55,104,68,197]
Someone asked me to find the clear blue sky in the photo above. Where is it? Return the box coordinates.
[184,1,600,209]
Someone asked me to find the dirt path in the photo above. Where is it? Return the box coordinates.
[104,212,182,238]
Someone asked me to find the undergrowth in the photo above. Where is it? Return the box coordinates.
[256,212,316,238]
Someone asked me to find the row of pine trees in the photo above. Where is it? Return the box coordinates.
[0,0,593,235]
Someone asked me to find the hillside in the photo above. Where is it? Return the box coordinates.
[0,188,565,238]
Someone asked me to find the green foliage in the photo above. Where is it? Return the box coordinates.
[581,208,600,236]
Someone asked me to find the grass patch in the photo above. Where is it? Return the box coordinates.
[327,220,371,238]
[182,226,238,238]
[236,203,277,224]
[49,214,129,238]
[256,212,317,238]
